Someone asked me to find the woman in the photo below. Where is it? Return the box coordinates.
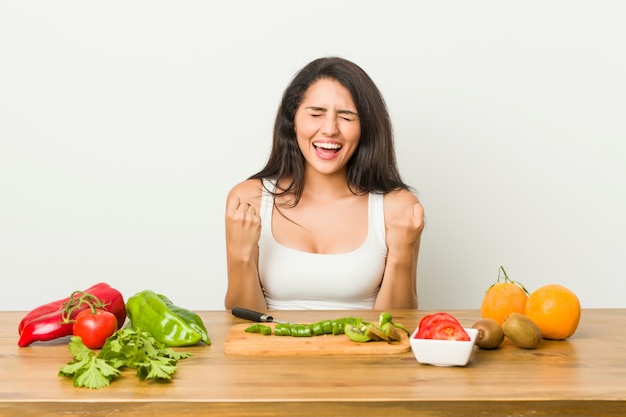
[224,57,424,310]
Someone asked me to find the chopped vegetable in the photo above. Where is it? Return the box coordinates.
[245,323,272,335]
[273,317,358,337]
[242,313,408,344]
[59,328,192,389]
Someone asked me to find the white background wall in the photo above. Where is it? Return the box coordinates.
[2,1,625,312]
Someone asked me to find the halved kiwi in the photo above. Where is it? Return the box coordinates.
[344,322,372,343]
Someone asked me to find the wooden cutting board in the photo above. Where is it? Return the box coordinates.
[224,323,411,356]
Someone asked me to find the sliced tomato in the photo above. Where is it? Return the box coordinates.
[430,320,470,341]
[416,312,463,339]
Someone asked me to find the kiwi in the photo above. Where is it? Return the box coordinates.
[502,313,543,349]
[344,322,372,343]
[364,324,401,342]
[366,325,388,341]
[472,318,505,349]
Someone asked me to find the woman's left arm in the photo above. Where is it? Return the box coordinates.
[374,191,425,310]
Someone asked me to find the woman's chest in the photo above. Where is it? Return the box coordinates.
[271,196,369,254]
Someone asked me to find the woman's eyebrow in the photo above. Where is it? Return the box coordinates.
[305,106,359,116]
[337,109,359,117]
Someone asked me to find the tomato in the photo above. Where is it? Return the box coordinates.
[415,312,469,341]
[73,308,118,349]
[416,312,462,339]
[430,320,470,341]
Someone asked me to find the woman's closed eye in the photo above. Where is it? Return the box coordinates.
[337,110,358,122]
[308,111,358,121]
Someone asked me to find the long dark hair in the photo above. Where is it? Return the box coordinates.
[250,57,411,205]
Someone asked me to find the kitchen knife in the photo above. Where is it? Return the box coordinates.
[232,307,287,324]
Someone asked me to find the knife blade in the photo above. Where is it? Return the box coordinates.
[231,307,287,324]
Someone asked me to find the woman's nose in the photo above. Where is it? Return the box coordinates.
[320,114,339,136]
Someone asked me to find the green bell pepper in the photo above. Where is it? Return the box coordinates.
[158,294,211,344]
[126,289,209,346]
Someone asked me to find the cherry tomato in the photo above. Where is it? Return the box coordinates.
[73,308,118,349]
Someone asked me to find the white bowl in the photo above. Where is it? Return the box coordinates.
[409,327,478,366]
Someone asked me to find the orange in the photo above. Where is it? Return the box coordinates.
[480,266,528,325]
[525,284,581,340]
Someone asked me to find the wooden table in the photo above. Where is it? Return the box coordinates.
[1,309,625,416]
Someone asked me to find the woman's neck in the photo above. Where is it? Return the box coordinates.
[301,169,354,201]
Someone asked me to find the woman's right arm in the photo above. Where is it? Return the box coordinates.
[224,180,267,310]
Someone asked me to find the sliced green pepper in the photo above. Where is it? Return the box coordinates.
[321,320,333,334]
[311,322,324,336]
[245,323,272,335]
[258,316,374,339]
[290,324,312,337]
[126,290,205,347]
[274,323,292,336]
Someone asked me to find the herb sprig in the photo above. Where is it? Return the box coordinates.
[59,328,192,389]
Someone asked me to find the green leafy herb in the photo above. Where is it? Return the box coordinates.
[58,338,120,389]
[59,328,192,389]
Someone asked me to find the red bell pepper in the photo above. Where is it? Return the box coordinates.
[18,282,108,334]
[18,282,126,347]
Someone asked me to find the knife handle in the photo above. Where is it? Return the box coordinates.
[232,307,274,323]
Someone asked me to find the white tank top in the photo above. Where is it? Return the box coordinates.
[258,179,388,310]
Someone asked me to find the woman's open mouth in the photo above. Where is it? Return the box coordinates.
[313,141,342,159]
